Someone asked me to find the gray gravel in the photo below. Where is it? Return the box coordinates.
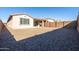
[0,24,79,51]
[18,28,79,51]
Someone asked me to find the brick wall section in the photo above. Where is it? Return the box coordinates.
[0,20,6,32]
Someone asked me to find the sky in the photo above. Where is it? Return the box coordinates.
[0,7,79,22]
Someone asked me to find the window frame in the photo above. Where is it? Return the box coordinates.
[20,18,30,25]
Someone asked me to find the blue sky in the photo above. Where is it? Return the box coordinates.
[0,7,79,22]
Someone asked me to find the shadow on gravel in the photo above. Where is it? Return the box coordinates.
[0,20,79,51]
[17,21,79,51]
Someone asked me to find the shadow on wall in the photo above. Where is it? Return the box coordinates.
[0,20,79,51]
[17,21,79,51]
[63,21,77,29]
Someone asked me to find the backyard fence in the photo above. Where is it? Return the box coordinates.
[45,21,71,28]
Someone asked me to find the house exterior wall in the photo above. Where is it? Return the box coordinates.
[44,19,55,27]
[7,14,72,29]
[44,22,55,27]
[48,22,55,27]
[7,15,34,29]
[7,17,13,29]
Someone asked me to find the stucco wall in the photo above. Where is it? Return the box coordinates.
[7,17,14,29]
[8,15,34,29]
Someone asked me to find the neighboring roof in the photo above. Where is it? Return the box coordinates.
[45,18,55,21]
[34,18,46,21]
[10,13,33,18]
[7,13,33,22]
[34,18,55,22]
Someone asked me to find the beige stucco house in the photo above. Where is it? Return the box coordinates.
[7,14,34,29]
[7,13,55,29]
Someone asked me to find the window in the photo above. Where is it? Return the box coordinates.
[20,18,29,25]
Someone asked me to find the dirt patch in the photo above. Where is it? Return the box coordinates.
[6,25,59,41]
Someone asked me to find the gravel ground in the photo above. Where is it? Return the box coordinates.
[0,25,79,51]
[18,28,79,51]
